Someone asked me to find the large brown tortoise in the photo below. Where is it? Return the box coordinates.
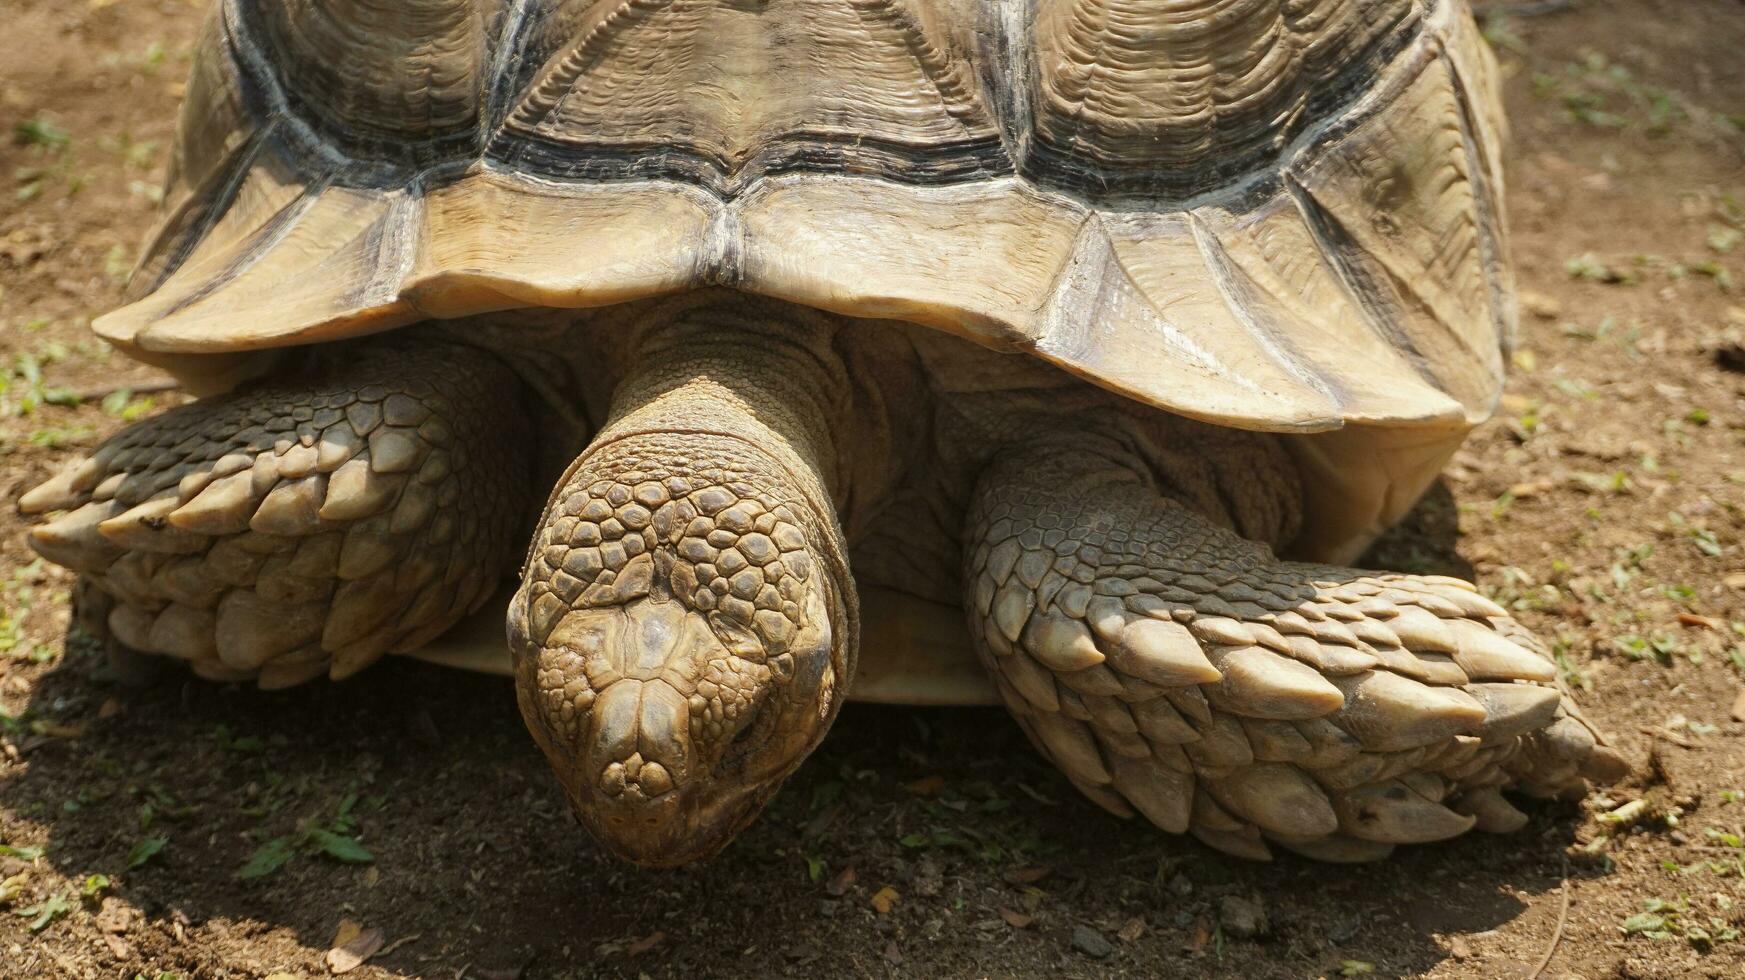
[18,0,1625,866]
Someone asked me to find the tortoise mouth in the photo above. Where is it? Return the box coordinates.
[507,568,844,865]
[569,746,776,867]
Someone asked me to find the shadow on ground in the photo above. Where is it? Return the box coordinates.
[4,480,1583,979]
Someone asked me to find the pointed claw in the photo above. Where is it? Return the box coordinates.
[18,457,103,513]
[250,475,329,535]
[1466,682,1562,740]
[1428,584,1509,619]
[1385,605,1458,653]
[991,577,1035,644]
[1348,617,1403,649]
[168,471,258,535]
[320,456,399,522]
[1110,617,1221,686]
[98,497,209,553]
[1329,670,1487,751]
[29,501,126,571]
[1240,717,1313,763]
[1131,696,1199,744]
[1282,634,1378,674]
[1109,754,1193,833]
[1447,619,1557,683]
[1187,616,1255,647]
[1021,609,1104,671]
[1206,645,1345,720]
[1452,787,1530,834]
[1518,715,1625,790]
[1334,780,1478,843]
[1030,712,1111,785]
[1001,651,1063,712]
[1210,762,1338,838]
[1182,712,1254,769]
[1368,646,1469,686]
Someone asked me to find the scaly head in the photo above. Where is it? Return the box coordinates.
[507,297,858,865]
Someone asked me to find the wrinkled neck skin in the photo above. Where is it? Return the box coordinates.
[507,293,867,866]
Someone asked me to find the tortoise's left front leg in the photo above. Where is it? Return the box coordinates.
[961,432,1625,862]
[18,337,534,687]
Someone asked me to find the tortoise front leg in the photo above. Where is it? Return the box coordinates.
[18,336,534,688]
[961,437,1625,862]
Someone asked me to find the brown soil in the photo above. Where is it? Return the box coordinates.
[3,1,1745,977]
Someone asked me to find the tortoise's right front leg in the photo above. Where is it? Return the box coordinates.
[18,336,534,688]
[961,435,1625,862]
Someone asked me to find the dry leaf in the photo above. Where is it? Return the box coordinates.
[825,866,857,897]
[1677,612,1724,631]
[626,932,665,955]
[330,919,362,949]
[870,886,900,915]
[326,925,385,975]
[998,907,1034,929]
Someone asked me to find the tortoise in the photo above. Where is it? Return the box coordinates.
[18,0,1626,866]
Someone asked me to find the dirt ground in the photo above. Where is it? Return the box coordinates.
[2,0,1744,977]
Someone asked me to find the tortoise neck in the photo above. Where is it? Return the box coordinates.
[597,295,851,506]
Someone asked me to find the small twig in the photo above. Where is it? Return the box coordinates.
[1474,0,1577,17]
[1638,725,1696,749]
[68,377,179,401]
[1528,856,1571,979]
[376,933,421,958]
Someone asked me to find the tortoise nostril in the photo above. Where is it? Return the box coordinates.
[599,753,677,800]
[638,761,673,796]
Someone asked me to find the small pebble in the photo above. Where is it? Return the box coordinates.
[1072,925,1114,959]
[1219,895,1268,939]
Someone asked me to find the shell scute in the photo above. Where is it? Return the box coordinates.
[102,0,1510,455]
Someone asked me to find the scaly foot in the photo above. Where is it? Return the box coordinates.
[19,338,533,687]
[963,448,1625,862]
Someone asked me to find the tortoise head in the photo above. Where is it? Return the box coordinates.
[508,546,847,865]
[507,304,859,865]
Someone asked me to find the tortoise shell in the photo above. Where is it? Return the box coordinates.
[100,0,1514,565]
